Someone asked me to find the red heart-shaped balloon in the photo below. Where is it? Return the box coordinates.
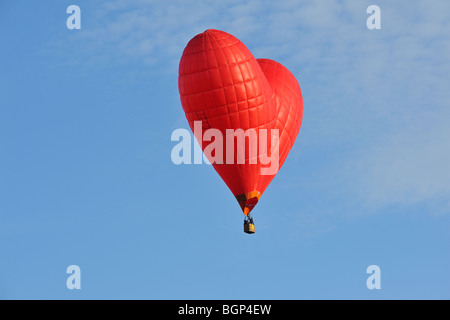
[178,29,303,214]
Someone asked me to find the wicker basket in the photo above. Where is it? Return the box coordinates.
[244,223,255,234]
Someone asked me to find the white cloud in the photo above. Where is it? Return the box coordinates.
[57,0,450,214]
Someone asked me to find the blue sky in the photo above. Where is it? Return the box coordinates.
[1,0,449,299]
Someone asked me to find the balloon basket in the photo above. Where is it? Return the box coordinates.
[244,223,255,234]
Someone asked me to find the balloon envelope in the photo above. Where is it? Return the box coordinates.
[178,29,303,214]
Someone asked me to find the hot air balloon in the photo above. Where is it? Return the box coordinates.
[178,29,303,233]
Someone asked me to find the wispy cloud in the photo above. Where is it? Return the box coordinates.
[56,0,450,215]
